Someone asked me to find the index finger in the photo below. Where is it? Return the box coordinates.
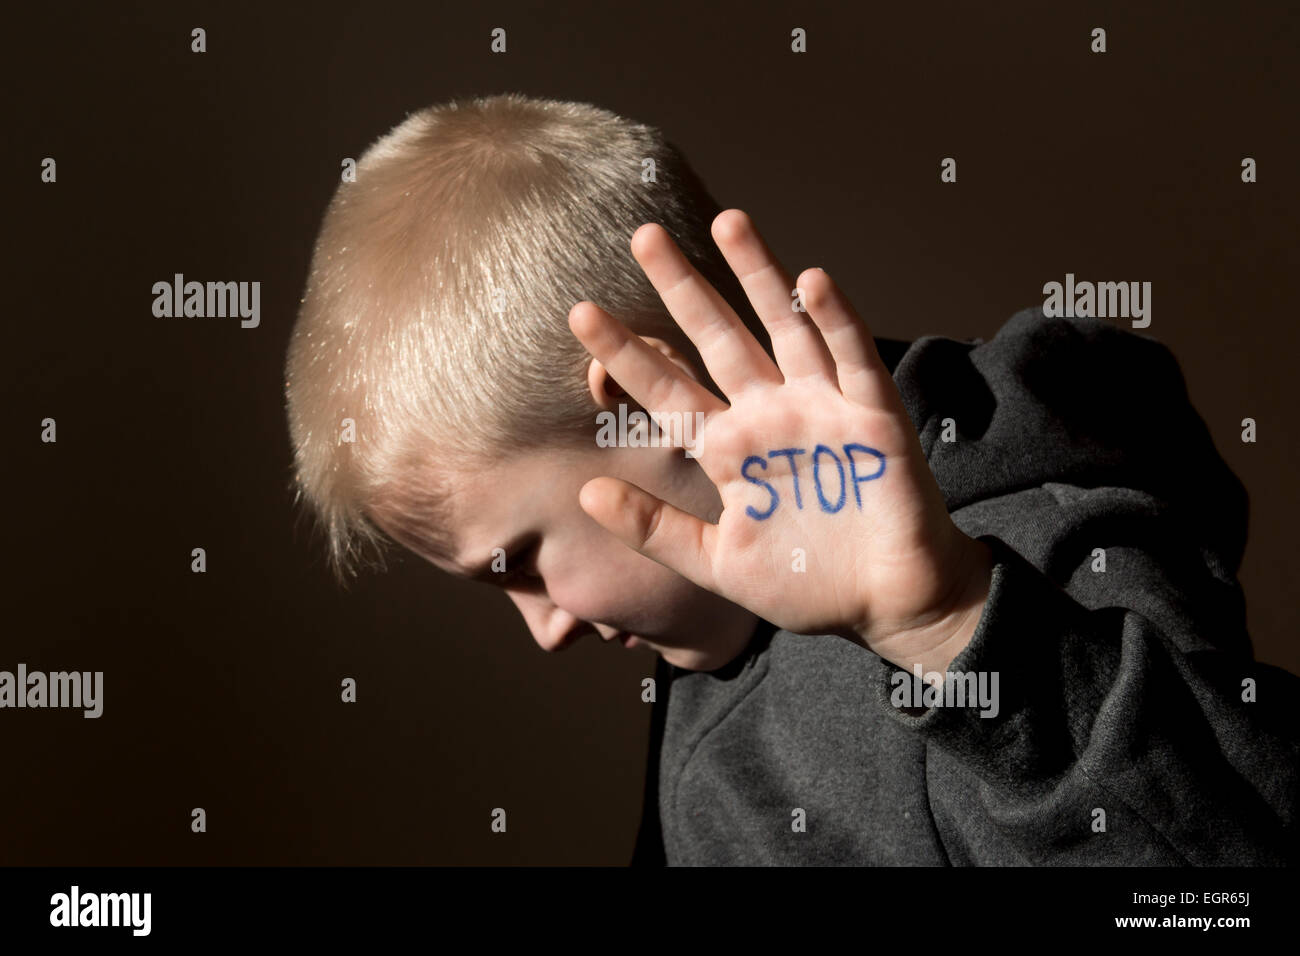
[630,222,785,401]
[568,300,729,422]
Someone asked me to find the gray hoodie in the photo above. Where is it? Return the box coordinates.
[633,306,1300,866]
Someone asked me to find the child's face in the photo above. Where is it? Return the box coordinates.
[391,441,760,671]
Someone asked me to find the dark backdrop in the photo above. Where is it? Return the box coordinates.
[5,0,1297,865]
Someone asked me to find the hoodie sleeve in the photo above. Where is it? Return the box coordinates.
[867,306,1300,865]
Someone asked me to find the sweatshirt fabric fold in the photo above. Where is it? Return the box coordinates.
[632,306,1300,866]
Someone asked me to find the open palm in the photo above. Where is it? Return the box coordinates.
[569,210,978,651]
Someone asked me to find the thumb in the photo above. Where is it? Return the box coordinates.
[578,477,717,592]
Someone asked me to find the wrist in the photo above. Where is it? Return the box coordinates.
[871,535,995,677]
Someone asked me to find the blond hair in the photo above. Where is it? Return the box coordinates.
[284,93,769,585]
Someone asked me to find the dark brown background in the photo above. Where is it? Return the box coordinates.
[5,0,1297,865]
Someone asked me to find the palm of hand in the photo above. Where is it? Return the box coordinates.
[570,210,971,649]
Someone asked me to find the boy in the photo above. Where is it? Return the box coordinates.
[284,93,1298,865]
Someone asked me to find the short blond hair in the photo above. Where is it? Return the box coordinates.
[284,93,769,585]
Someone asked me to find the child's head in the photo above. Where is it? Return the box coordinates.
[284,93,769,669]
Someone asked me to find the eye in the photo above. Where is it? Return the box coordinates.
[502,564,536,584]
[499,544,542,587]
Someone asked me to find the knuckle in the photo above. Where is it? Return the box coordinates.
[640,499,667,547]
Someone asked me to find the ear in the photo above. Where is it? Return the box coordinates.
[586,335,703,410]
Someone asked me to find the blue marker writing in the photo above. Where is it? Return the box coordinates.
[741,455,779,520]
[767,448,806,510]
[843,443,886,508]
[812,444,847,513]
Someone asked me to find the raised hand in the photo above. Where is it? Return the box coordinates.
[568,210,991,670]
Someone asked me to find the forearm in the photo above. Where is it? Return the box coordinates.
[871,533,1299,865]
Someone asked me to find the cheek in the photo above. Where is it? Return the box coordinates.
[547,531,700,626]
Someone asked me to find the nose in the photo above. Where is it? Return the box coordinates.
[506,591,595,652]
